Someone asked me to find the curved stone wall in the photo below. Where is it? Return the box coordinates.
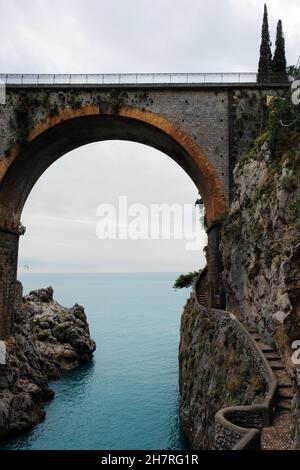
[192,285,277,450]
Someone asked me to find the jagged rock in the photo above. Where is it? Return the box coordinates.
[221,137,300,369]
[180,132,300,449]
[221,133,300,448]
[0,285,96,439]
[28,286,53,303]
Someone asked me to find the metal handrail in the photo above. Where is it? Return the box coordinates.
[0,72,259,85]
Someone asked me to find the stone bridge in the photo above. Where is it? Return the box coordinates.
[0,73,289,338]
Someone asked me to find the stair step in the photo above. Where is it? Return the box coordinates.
[248,329,258,334]
[265,352,281,361]
[197,281,207,306]
[252,334,261,341]
[278,382,293,389]
[274,370,292,388]
[269,360,285,370]
[195,270,207,307]
[277,399,292,411]
[278,388,293,399]
[256,342,275,353]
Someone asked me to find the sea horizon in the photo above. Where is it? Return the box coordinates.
[1,272,188,450]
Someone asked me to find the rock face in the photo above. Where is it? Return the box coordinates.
[220,132,300,447]
[0,285,96,438]
[179,129,300,449]
[179,296,266,449]
[221,134,300,372]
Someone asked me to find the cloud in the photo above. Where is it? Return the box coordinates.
[18,142,206,272]
[0,0,298,73]
[0,0,298,272]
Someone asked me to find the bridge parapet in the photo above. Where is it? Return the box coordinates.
[0,72,260,86]
[0,72,292,87]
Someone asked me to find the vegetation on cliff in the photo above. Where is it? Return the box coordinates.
[173,270,202,289]
[214,87,300,448]
[222,90,300,374]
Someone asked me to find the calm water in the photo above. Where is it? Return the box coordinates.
[0,273,188,450]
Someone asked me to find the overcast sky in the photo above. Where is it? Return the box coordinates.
[0,0,299,273]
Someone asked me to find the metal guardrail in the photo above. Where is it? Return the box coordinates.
[0,72,259,85]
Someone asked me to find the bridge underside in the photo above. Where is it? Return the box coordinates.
[0,113,226,229]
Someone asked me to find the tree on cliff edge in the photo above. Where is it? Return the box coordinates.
[257,4,272,83]
[272,20,288,82]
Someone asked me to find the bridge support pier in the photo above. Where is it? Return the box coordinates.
[0,230,19,340]
[207,222,225,309]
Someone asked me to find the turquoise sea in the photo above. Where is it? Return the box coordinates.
[0,273,188,450]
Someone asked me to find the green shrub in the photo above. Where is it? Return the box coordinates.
[288,199,300,219]
[49,103,59,117]
[173,269,202,289]
[14,102,28,124]
[227,377,241,396]
[281,174,297,191]
[250,374,266,393]
[13,101,31,143]
[70,95,82,109]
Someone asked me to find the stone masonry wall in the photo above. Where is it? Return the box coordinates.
[0,84,289,207]
[0,231,19,339]
[0,86,231,202]
[179,295,269,449]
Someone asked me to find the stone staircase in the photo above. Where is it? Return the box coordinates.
[194,267,207,306]
[248,330,293,450]
[194,268,293,449]
[249,331,293,412]
[194,268,293,414]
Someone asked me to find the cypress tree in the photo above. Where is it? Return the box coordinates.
[257,4,272,83]
[272,20,288,82]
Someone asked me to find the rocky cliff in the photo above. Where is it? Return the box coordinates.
[0,285,95,438]
[222,130,300,372]
[221,128,300,447]
[179,96,300,449]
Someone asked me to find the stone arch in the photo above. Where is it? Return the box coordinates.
[0,105,226,338]
[0,105,226,229]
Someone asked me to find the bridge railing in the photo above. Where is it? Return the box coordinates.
[0,72,259,85]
